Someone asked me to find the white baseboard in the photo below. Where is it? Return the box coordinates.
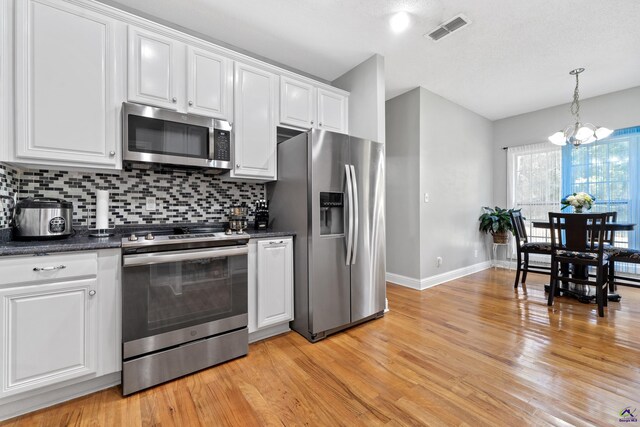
[249,323,291,343]
[0,372,120,422]
[387,261,492,291]
[385,272,422,290]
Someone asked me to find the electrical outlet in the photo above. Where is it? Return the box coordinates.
[424,193,430,203]
[436,256,443,267]
[145,197,156,211]
[474,249,478,258]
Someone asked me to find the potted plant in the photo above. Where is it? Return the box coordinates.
[478,206,519,243]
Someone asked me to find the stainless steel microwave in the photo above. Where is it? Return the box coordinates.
[122,102,232,171]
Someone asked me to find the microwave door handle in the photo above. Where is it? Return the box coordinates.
[123,246,248,267]
[208,126,215,160]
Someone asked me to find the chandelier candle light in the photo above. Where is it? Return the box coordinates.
[548,68,613,148]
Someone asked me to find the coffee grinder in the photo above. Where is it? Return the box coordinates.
[254,199,269,230]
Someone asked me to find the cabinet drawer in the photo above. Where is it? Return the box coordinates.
[0,252,98,286]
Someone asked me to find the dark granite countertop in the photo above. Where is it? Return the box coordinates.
[0,232,121,256]
[0,225,296,257]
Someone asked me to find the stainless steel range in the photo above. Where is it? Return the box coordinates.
[121,227,249,395]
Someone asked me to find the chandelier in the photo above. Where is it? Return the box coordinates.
[548,68,613,148]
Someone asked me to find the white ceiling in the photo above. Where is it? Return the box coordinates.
[107,0,640,120]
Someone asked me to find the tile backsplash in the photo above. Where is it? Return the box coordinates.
[1,162,265,228]
[0,164,20,228]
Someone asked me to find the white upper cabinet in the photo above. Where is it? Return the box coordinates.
[128,26,232,120]
[8,0,346,170]
[187,46,233,120]
[279,76,349,134]
[15,0,124,168]
[231,62,278,181]
[318,87,349,134]
[128,26,181,110]
[279,76,315,129]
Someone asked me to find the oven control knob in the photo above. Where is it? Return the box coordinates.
[128,234,138,241]
[145,233,155,240]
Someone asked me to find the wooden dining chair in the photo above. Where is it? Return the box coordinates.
[510,210,552,289]
[548,212,609,317]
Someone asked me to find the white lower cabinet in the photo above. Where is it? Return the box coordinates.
[0,278,98,397]
[0,250,120,405]
[248,237,294,342]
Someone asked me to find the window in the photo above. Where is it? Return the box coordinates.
[563,126,640,272]
[508,126,640,271]
[507,142,562,245]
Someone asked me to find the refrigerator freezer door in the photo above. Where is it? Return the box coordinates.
[350,138,386,322]
[309,130,351,335]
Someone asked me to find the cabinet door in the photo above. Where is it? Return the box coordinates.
[317,88,349,134]
[186,46,232,120]
[232,62,278,180]
[128,26,182,110]
[256,239,293,329]
[15,0,121,167]
[0,279,98,397]
[279,76,315,129]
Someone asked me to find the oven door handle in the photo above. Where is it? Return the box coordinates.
[123,245,248,267]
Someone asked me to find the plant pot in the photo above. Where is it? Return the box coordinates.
[492,231,509,244]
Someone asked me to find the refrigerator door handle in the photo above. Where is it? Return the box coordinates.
[350,164,359,265]
[345,164,354,265]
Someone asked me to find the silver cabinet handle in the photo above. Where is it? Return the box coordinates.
[350,164,358,265]
[344,164,354,266]
[236,163,240,168]
[89,290,96,296]
[33,265,66,272]
[188,100,193,106]
[269,240,284,244]
[319,122,323,127]
[310,120,314,125]
[109,151,115,157]
[172,97,177,103]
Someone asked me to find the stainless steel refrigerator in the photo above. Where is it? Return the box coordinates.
[267,129,386,342]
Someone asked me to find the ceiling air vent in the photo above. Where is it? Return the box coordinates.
[425,14,471,42]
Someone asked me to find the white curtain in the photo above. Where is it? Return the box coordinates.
[507,142,562,262]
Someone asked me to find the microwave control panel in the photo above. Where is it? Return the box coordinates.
[213,129,231,161]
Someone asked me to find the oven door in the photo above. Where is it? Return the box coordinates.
[122,245,248,359]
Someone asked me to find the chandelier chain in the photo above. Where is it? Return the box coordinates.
[570,72,580,122]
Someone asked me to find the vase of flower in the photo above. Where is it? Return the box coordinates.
[561,192,595,213]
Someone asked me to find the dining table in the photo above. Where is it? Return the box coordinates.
[531,219,636,303]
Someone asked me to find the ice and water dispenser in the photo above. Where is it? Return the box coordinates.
[319,192,344,235]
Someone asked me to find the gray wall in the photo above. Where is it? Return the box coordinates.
[333,54,386,143]
[419,88,493,278]
[493,86,640,207]
[385,87,493,282]
[385,88,421,279]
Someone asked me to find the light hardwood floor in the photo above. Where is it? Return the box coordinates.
[3,269,640,426]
